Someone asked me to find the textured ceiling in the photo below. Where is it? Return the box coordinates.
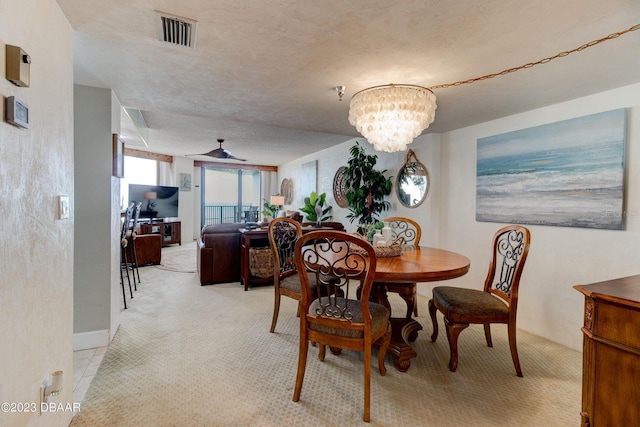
[56,0,640,166]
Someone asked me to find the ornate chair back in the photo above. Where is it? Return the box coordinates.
[384,216,421,247]
[484,225,531,314]
[295,230,377,326]
[130,202,142,235]
[268,217,303,282]
[121,203,135,244]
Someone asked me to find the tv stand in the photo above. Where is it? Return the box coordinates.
[140,219,181,247]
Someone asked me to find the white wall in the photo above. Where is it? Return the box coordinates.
[0,1,75,426]
[73,85,122,349]
[193,166,202,239]
[171,156,195,244]
[278,83,640,351]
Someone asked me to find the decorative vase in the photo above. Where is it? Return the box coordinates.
[381,222,392,244]
[315,203,323,227]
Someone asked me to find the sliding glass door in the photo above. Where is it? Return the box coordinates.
[201,167,260,227]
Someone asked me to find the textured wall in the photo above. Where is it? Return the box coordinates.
[0,1,75,426]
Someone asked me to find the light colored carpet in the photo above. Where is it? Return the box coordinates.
[71,250,582,426]
[155,246,197,273]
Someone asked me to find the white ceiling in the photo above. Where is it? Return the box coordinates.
[56,0,640,166]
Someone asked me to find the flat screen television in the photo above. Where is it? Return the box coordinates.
[128,184,179,219]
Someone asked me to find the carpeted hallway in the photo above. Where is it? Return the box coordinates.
[71,243,582,426]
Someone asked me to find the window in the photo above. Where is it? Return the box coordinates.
[201,167,260,226]
[120,156,157,209]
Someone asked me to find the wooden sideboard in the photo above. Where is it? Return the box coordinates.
[574,275,640,426]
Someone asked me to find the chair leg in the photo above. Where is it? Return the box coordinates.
[444,319,469,372]
[484,323,493,347]
[119,259,127,310]
[125,239,137,291]
[293,330,309,402]
[269,292,281,333]
[508,322,523,377]
[131,238,140,287]
[377,323,391,376]
[121,248,133,298]
[363,343,372,423]
[318,344,326,361]
[428,299,439,342]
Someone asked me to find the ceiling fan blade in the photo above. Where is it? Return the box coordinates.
[185,139,245,161]
[225,154,247,161]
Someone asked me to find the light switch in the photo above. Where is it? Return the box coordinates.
[57,195,69,220]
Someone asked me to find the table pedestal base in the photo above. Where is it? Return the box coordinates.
[370,281,423,372]
[387,317,422,372]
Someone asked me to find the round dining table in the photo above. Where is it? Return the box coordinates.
[372,246,470,372]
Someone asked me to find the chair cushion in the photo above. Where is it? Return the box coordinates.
[308,297,390,338]
[432,286,508,323]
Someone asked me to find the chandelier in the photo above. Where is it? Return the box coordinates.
[346,23,639,153]
[348,84,436,153]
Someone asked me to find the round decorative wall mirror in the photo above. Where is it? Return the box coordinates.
[395,149,430,208]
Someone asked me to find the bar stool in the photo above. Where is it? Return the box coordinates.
[126,202,143,288]
[120,203,135,309]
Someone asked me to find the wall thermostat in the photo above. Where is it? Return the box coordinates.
[6,96,29,129]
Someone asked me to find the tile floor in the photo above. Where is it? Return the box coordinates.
[73,346,108,405]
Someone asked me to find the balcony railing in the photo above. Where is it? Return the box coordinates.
[203,204,259,226]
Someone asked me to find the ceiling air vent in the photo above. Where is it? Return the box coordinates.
[155,11,197,49]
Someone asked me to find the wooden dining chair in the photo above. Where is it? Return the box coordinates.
[428,225,531,376]
[383,216,422,317]
[267,217,304,333]
[293,231,391,423]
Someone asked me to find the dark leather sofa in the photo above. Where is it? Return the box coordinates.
[197,223,245,285]
[196,219,345,286]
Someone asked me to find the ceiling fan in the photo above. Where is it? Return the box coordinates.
[188,139,247,161]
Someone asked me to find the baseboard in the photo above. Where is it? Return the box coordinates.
[73,329,110,351]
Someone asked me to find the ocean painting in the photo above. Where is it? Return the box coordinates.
[476,109,626,230]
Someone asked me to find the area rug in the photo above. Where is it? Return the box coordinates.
[155,247,197,273]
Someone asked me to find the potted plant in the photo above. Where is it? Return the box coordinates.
[299,191,332,223]
[261,198,278,222]
[343,142,393,233]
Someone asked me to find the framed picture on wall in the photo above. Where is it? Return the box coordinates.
[112,134,124,178]
[179,173,192,191]
[301,160,317,198]
[476,108,627,230]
